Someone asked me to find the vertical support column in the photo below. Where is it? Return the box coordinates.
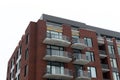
[28,22,37,80]
[104,37,114,80]
[113,38,120,75]
[62,24,74,80]
[80,29,103,80]
[36,20,47,80]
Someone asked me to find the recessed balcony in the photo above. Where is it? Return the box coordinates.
[116,40,120,46]
[73,53,89,65]
[76,70,91,80]
[43,33,71,47]
[101,64,110,72]
[97,37,104,45]
[43,68,73,79]
[71,38,87,49]
[43,50,72,63]
[106,38,113,44]
[99,50,107,58]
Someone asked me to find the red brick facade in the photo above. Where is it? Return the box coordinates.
[6,19,120,80]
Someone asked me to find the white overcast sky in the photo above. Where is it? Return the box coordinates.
[0,0,120,79]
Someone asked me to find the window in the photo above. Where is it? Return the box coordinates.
[11,58,14,68]
[26,34,29,44]
[110,58,117,68]
[25,48,29,60]
[18,74,20,80]
[113,72,120,80]
[86,51,94,62]
[16,46,22,60]
[47,45,64,56]
[72,35,80,43]
[108,45,114,54]
[87,67,97,78]
[47,62,64,74]
[74,65,83,72]
[24,65,28,77]
[84,37,93,47]
[117,47,120,55]
[47,30,62,39]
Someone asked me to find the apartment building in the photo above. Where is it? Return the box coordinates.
[6,14,120,80]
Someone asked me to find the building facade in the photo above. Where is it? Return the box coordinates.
[6,14,120,80]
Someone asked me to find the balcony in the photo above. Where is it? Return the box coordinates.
[99,50,107,58]
[43,33,71,47]
[101,64,110,72]
[97,37,104,45]
[76,70,91,80]
[43,50,72,63]
[73,53,89,65]
[71,38,87,49]
[106,38,113,44]
[43,68,73,79]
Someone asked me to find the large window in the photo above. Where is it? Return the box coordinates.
[110,58,117,68]
[113,72,120,80]
[47,45,64,56]
[47,30,62,39]
[47,62,64,74]
[87,67,97,78]
[72,35,80,43]
[108,45,114,54]
[86,51,94,62]
[84,37,93,47]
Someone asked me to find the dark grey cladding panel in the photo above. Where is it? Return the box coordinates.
[41,14,120,38]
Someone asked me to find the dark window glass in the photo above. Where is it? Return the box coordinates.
[25,48,29,60]
[24,65,28,77]
[26,34,29,44]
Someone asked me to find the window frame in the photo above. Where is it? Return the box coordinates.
[108,45,115,54]
[87,66,97,78]
[110,58,118,68]
[86,51,94,62]
[84,37,93,47]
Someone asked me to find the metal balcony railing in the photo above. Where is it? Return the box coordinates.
[47,50,71,58]
[76,70,90,78]
[74,53,86,60]
[47,32,70,42]
[72,38,85,44]
[44,50,72,63]
[101,64,109,69]
[73,53,89,65]
[43,67,73,79]
[71,38,87,49]
[97,36,104,45]
[99,50,106,55]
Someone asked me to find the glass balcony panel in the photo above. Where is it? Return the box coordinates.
[44,67,73,79]
[44,33,71,47]
[76,70,91,80]
[71,38,87,49]
[73,53,89,65]
[43,50,72,63]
